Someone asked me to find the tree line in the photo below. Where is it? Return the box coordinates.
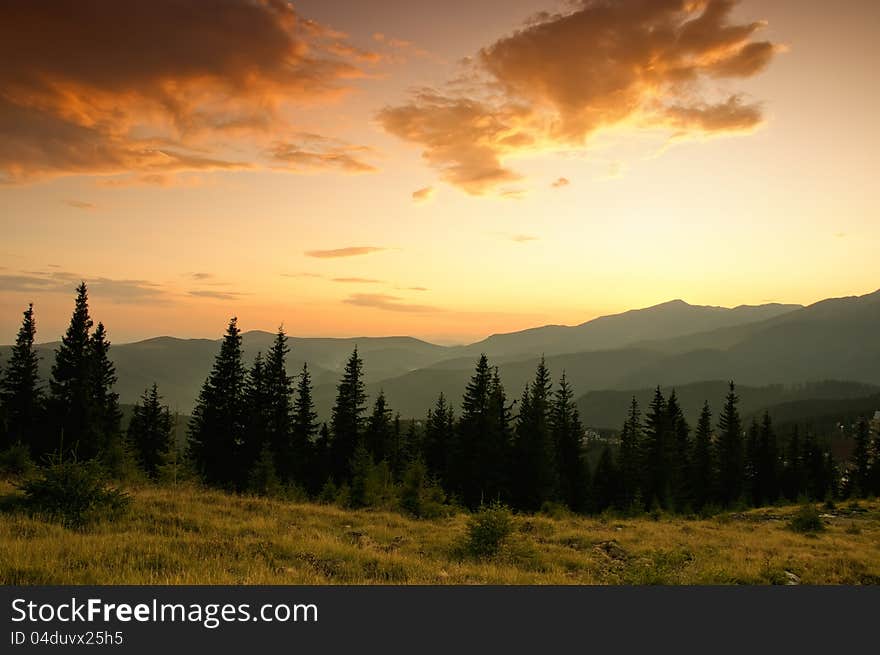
[3,284,880,516]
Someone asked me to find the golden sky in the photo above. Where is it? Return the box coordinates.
[1,0,878,345]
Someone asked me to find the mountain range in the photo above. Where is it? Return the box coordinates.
[3,288,878,426]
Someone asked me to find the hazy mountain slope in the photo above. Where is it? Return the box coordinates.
[314,349,667,421]
[0,332,452,412]
[576,380,880,430]
[458,300,801,358]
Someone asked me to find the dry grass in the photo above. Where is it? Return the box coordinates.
[1,480,879,585]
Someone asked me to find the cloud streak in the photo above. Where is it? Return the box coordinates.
[305,247,388,259]
[343,293,439,313]
[0,271,165,303]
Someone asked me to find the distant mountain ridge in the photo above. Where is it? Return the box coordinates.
[3,290,877,417]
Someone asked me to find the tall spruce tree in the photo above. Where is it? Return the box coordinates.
[291,363,318,487]
[423,392,454,484]
[642,386,669,509]
[744,418,761,506]
[618,396,642,509]
[691,401,715,510]
[330,347,367,481]
[513,357,558,510]
[451,354,493,507]
[187,317,247,488]
[1,303,42,451]
[127,383,173,479]
[88,322,123,461]
[49,282,95,458]
[852,418,871,496]
[483,367,514,503]
[717,381,744,506]
[666,390,691,512]
[551,372,589,512]
[592,446,619,513]
[783,425,804,501]
[757,412,779,505]
[243,352,270,479]
[263,328,294,479]
[365,391,393,464]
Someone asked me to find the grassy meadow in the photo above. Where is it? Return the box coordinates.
[1,480,879,585]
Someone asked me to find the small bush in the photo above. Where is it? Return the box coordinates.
[788,504,825,534]
[17,458,130,529]
[0,443,35,478]
[465,502,514,558]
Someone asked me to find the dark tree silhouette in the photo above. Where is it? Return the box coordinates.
[423,392,454,484]
[717,381,744,506]
[263,328,294,479]
[513,357,558,510]
[127,383,173,479]
[330,347,367,481]
[49,282,95,457]
[1,303,42,451]
[691,401,715,510]
[291,362,318,488]
[187,317,247,488]
[552,372,589,512]
[618,396,642,509]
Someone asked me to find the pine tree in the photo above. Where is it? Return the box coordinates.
[717,381,744,507]
[311,422,332,493]
[450,354,493,507]
[242,352,270,477]
[49,282,95,458]
[423,392,454,483]
[263,327,294,479]
[1,303,42,451]
[642,386,668,509]
[592,446,619,513]
[348,440,375,508]
[127,383,173,479]
[745,418,761,506]
[551,372,589,512]
[365,390,393,464]
[757,412,779,505]
[291,363,318,487]
[330,347,367,481]
[513,357,558,510]
[666,390,691,512]
[483,367,513,503]
[784,425,804,501]
[618,396,642,509]
[852,418,871,496]
[691,401,715,510]
[187,317,247,488]
[88,322,123,462]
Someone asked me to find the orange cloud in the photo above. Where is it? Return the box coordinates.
[551,177,570,188]
[0,0,378,183]
[305,247,388,259]
[412,186,435,203]
[379,0,780,195]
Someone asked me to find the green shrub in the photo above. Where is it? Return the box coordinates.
[788,504,825,534]
[17,458,130,529]
[399,459,450,519]
[465,502,514,558]
[0,443,35,478]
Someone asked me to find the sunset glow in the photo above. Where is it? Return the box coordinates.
[2,0,878,344]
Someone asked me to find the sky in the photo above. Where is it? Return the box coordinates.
[1,0,878,346]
